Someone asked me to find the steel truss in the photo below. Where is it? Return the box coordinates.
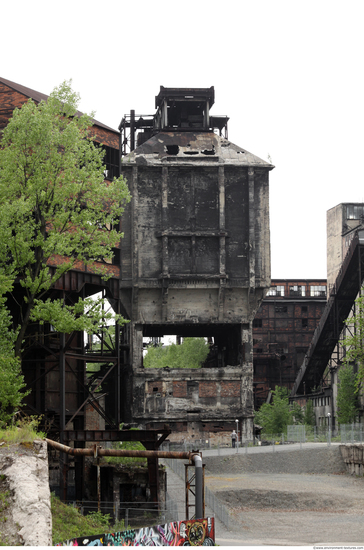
[291,230,364,396]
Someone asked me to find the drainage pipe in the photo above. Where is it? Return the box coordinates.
[193,454,203,519]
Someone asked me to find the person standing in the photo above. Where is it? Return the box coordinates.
[231,430,237,448]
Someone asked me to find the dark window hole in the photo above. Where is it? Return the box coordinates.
[166,145,179,155]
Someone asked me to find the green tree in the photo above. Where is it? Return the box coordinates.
[144,337,209,369]
[255,386,299,434]
[0,295,28,425]
[0,80,130,353]
[303,398,316,427]
[337,363,359,424]
[0,80,130,420]
[342,290,364,390]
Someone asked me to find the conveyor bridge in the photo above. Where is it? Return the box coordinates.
[291,230,364,396]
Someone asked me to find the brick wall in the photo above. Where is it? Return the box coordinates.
[146,381,163,394]
[172,381,187,398]
[221,381,240,398]
[0,85,29,128]
[199,382,217,398]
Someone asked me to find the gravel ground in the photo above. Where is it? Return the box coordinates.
[201,444,364,546]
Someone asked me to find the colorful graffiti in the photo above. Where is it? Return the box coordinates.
[56,517,215,546]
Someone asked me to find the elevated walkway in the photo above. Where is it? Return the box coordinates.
[291,230,364,396]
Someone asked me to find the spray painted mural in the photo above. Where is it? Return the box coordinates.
[56,517,215,546]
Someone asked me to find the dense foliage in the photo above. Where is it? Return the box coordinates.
[255,386,304,434]
[0,80,130,423]
[342,291,364,390]
[337,363,359,424]
[51,494,125,545]
[0,298,27,425]
[302,398,316,427]
[143,337,209,369]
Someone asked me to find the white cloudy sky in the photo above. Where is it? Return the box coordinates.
[2,0,364,280]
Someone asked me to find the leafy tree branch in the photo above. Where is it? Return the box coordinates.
[0,80,131,358]
[0,80,130,422]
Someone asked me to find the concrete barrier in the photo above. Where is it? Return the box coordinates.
[340,443,364,475]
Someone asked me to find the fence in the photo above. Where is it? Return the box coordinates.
[261,424,364,445]
[287,425,305,442]
[161,440,212,453]
[65,500,176,529]
[340,423,364,443]
[205,487,230,530]
[258,427,330,445]
[162,457,231,530]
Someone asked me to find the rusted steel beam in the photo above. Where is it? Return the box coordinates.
[46,438,197,462]
[62,429,171,445]
[65,363,117,429]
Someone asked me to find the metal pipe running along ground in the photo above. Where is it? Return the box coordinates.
[46,438,204,519]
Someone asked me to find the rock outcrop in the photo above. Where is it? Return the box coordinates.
[0,440,52,546]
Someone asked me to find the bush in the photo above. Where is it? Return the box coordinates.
[0,416,45,444]
[255,386,299,434]
[51,494,125,545]
[144,337,209,369]
[337,364,359,424]
[105,427,147,466]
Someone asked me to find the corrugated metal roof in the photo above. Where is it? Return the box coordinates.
[0,76,119,134]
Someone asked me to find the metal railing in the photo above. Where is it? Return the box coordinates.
[64,500,175,529]
[162,455,231,530]
[205,488,230,530]
[261,425,364,445]
[340,423,364,443]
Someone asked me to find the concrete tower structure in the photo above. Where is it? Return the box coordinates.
[119,87,273,442]
[327,203,364,290]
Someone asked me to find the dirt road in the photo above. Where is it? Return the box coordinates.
[201,443,364,546]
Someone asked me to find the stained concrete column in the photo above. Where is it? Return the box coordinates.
[248,167,255,290]
[161,166,169,321]
[131,165,139,321]
[218,166,226,321]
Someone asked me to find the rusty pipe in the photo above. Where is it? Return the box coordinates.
[47,438,204,520]
[194,453,203,519]
[45,438,197,462]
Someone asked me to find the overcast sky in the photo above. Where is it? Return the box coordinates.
[2,0,364,281]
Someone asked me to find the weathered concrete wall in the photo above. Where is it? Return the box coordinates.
[327,203,345,291]
[326,203,364,290]
[0,440,52,546]
[120,127,272,440]
[340,443,364,475]
[135,365,254,442]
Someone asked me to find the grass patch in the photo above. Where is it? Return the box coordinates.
[0,416,46,445]
[0,475,10,546]
[105,428,147,466]
[51,494,125,545]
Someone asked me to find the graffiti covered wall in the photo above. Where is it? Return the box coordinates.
[56,517,215,546]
